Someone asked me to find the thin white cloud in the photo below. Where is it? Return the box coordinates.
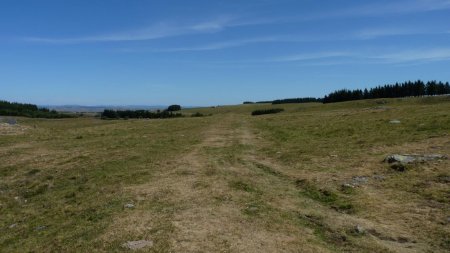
[21,0,450,45]
[321,0,450,19]
[356,28,421,39]
[147,35,325,52]
[372,48,450,63]
[202,48,450,67]
[279,48,450,65]
[158,37,281,52]
[23,16,238,44]
[268,52,351,63]
[354,27,450,39]
[357,0,450,15]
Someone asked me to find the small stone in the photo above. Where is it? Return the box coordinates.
[351,176,369,185]
[35,225,47,231]
[342,183,354,189]
[373,175,386,181]
[355,225,365,234]
[340,183,355,193]
[9,223,17,229]
[7,118,17,125]
[124,203,135,209]
[389,120,401,124]
[122,240,153,250]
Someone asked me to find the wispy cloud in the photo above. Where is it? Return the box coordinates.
[354,27,450,39]
[21,0,450,45]
[157,37,281,52]
[372,48,450,63]
[224,48,450,67]
[378,0,450,14]
[271,48,450,66]
[268,52,351,63]
[321,0,450,19]
[356,28,420,39]
[121,35,324,53]
[23,16,239,44]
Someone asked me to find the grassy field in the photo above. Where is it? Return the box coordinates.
[1,96,449,252]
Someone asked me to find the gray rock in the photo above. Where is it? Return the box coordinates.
[355,225,365,234]
[9,223,17,229]
[341,183,355,189]
[122,240,153,250]
[372,175,386,181]
[343,176,369,188]
[389,120,401,124]
[384,154,447,164]
[385,155,415,164]
[35,225,47,231]
[124,203,135,209]
[7,118,17,125]
[437,175,450,183]
[351,176,369,185]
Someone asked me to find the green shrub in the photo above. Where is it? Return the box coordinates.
[251,108,284,116]
[167,104,182,111]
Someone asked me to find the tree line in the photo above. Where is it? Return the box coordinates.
[243,101,273,104]
[244,98,322,104]
[323,80,450,103]
[0,100,74,118]
[101,105,184,119]
[272,97,323,104]
[101,109,183,119]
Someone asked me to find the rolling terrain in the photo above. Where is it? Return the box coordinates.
[1,96,449,252]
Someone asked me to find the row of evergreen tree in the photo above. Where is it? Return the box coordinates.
[243,100,274,104]
[272,97,323,104]
[323,80,450,103]
[0,100,73,118]
[101,109,183,119]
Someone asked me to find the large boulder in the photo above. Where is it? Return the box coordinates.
[122,240,153,250]
[384,154,447,164]
[384,154,447,171]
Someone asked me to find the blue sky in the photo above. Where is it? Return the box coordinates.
[1,0,450,106]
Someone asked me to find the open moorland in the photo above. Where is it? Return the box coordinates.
[1,96,449,252]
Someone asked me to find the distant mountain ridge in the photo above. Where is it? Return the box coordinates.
[41,105,167,113]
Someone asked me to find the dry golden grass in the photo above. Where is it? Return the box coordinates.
[1,96,449,252]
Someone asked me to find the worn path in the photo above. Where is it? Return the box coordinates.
[104,114,442,252]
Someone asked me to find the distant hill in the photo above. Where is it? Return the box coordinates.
[0,100,74,118]
[42,105,167,113]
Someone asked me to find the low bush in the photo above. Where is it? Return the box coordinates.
[191,112,208,117]
[251,108,284,116]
